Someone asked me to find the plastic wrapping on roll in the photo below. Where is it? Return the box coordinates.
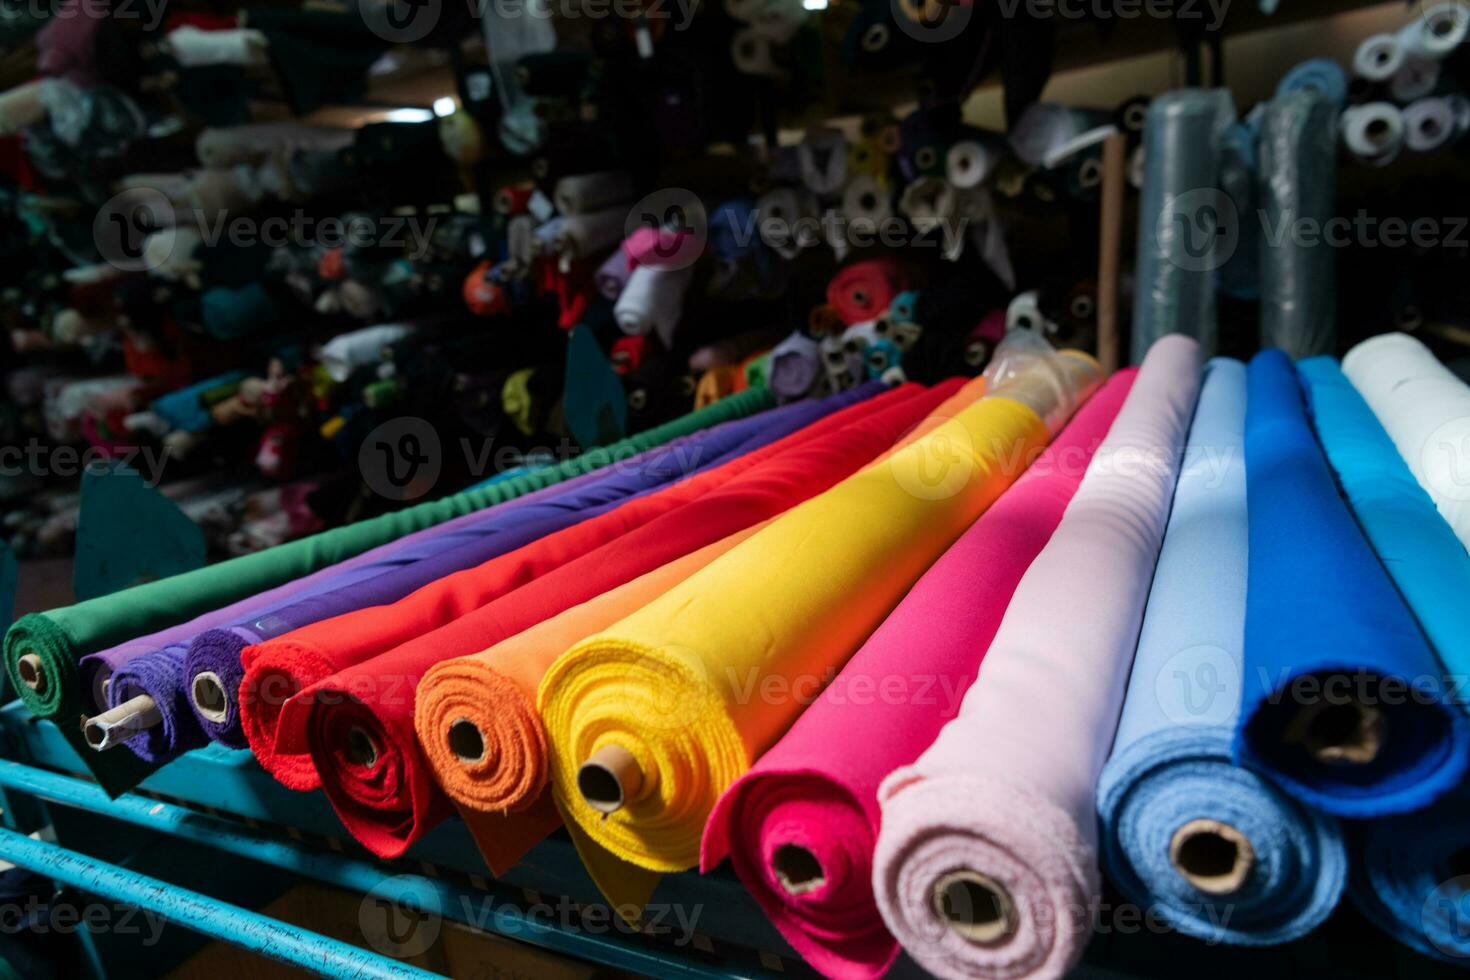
[1258,89,1338,358]
[982,331,1100,435]
[1131,89,1235,365]
[1217,116,1261,302]
[1341,102,1405,167]
[1277,58,1349,108]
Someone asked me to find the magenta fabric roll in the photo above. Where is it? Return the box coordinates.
[872,334,1201,980]
[698,369,1138,980]
[73,416,755,713]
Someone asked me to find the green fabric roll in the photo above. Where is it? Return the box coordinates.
[3,387,773,791]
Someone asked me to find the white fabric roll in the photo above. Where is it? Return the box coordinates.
[1341,103,1406,167]
[318,323,417,383]
[1354,33,1406,82]
[1006,290,1046,333]
[945,138,1003,189]
[614,265,694,347]
[1401,2,1470,60]
[1343,332,1470,552]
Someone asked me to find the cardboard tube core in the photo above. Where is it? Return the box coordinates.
[17,653,45,694]
[772,844,826,896]
[83,694,162,751]
[932,871,1015,946]
[190,672,230,724]
[448,718,486,764]
[1170,819,1255,895]
[346,725,379,768]
[578,744,642,814]
[1287,697,1385,765]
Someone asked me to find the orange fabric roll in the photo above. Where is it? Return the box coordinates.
[420,524,768,873]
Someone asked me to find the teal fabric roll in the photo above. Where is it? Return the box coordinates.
[1299,357,1470,712]
[1099,358,1346,945]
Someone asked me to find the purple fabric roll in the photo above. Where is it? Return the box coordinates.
[75,405,773,712]
[111,383,884,763]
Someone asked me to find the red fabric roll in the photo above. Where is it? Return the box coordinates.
[240,383,934,793]
[826,259,909,326]
[295,380,964,858]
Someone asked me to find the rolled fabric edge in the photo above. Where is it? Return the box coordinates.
[238,641,339,791]
[1097,726,1347,946]
[184,629,251,748]
[1235,663,1470,819]
[874,772,1097,980]
[414,658,548,814]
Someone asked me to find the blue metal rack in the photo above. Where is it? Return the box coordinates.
[0,701,808,979]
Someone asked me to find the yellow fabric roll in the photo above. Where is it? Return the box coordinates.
[539,356,1096,876]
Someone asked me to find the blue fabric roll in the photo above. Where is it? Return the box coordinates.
[151,371,247,433]
[1099,358,1346,945]
[1234,350,1470,818]
[1298,358,1470,713]
[1348,779,1470,963]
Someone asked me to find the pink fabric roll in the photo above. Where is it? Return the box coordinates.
[701,369,1138,980]
[872,334,1201,980]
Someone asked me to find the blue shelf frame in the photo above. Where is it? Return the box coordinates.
[0,702,804,979]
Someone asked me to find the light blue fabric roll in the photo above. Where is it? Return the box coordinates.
[1348,779,1470,963]
[1098,358,1346,945]
[1299,357,1470,713]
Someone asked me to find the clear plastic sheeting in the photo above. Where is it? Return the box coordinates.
[1218,110,1263,302]
[983,329,1102,434]
[1131,89,1236,365]
[1259,89,1338,359]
